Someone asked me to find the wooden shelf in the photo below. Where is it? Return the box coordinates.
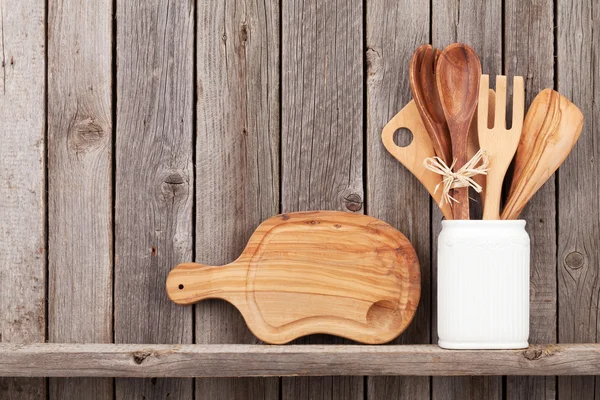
[1,343,599,377]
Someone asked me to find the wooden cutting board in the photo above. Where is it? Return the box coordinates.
[166,211,420,344]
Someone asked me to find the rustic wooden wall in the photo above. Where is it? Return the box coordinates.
[0,0,597,399]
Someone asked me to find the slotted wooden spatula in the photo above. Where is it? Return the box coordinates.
[478,75,525,220]
[167,211,421,344]
[468,88,496,209]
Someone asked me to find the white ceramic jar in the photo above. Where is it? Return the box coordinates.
[437,220,530,349]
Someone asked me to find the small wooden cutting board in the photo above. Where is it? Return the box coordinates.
[166,211,420,344]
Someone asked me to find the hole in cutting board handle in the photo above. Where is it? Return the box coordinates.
[393,128,413,148]
[178,284,184,290]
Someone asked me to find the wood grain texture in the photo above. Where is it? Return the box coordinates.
[504,1,557,398]
[557,0,600,399]
[195,0,280,398]
[431,0,503,398]
[3,343,600,377]
[381,100,453,220]
[502,89,583,220]
[366,0,431,399]
[281,0,364,398]
[169,211,420,344]
[47,0,113,398]
[115,0,194,398]
[0,0,46,398]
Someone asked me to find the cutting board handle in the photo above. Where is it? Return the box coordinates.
[166,262,247,305]
[381,101,454,220]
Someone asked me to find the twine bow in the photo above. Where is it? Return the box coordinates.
[423,148,489,206]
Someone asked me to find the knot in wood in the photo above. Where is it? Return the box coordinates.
[132,351,152,364]
[366,47,382,77]
[68,117,107,154]
[523,346,556,361]
[523,348,544,361]
[240,22,249,43]
[159,170,189,202]
[344,194,363,212]
[565,251,585,269]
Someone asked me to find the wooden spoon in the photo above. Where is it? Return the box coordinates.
[381,100,454,220]
[436,43,482,220]
[501,89,584,219]
[410,44,452,165]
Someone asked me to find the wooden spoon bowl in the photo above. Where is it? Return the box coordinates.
[502,89,584,219]
[436,43,482,220]
[410,44,452,165]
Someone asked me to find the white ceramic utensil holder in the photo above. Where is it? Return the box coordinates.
[437,220,530,349]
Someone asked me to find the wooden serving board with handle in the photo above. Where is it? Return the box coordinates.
[166,211,420,344]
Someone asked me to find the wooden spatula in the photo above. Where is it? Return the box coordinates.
[478,75,525,220]
[502,89,584,219]
[167,211,421,344]
[381,100,454,220]
[436,43,482,220]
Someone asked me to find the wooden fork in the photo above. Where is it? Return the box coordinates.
[477,75,525,220]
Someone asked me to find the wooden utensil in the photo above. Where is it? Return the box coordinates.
[381,100,454,220]
[436,43,482,220]
[468,89,496,209]
[410,44,452,165]
[167,211,421,344]
[478,75,525,220]
[502,89,584,219]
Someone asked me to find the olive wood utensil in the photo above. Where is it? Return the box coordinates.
[478,75,525,220]
[167,211,421,344]
[436,43,482,220]
[501,89,584,220]
[468,89,496,209]
[410,44,452,165]
[382,100,454,220]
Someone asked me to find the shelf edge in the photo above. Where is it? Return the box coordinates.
[1,343,599,377]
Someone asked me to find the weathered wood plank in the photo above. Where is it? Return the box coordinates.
[0,0,46,398]
[195,0,280,399]
[557,0,600,399]
[47,0,113,398]
[2,344,600,377]
[365,0,430,399]
[115,0,194,398]
[504,0,556,399]
[281,0,364,398]
[431,1,503,399]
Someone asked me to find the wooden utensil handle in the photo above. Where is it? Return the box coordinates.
[453,150,470,220]
[482,169,503,220]
[166,262,246,305]
[452,187,470,220]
